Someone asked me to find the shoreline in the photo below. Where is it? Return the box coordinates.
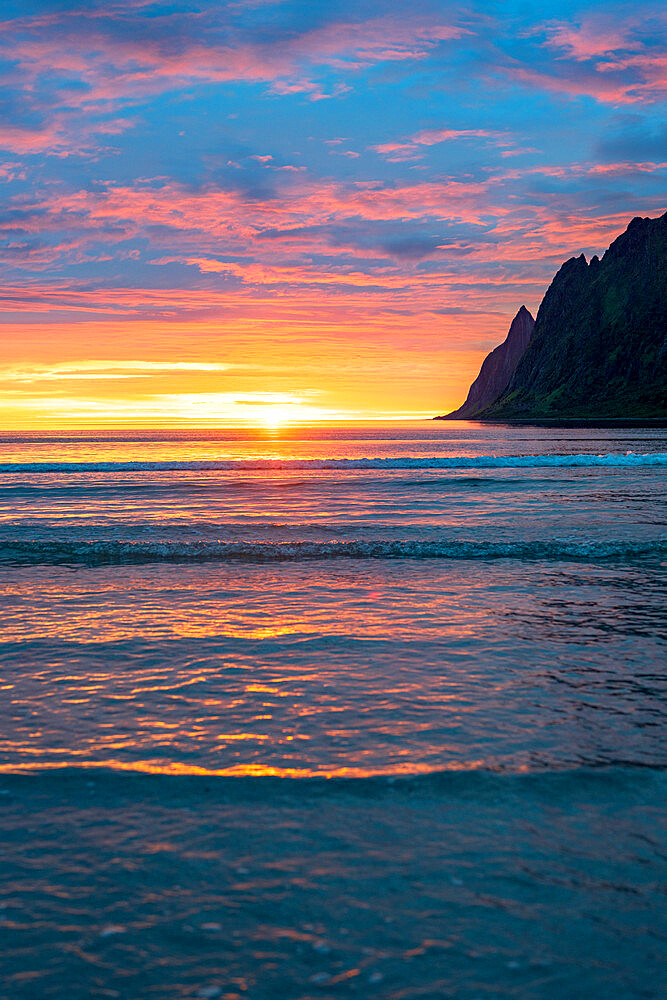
[434,416,667,427]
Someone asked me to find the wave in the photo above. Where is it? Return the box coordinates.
[1,536,664,566]
[0,763,664,804]
[0,452,665,473]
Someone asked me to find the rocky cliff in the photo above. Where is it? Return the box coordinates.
[478,212,667,420]
[442,306,535,419]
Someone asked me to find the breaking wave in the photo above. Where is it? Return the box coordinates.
[1,764,664,801]
[1,536,665,566]
[0,452,665,473]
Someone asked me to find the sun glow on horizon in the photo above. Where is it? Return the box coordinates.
[256,405,291,429]
[0,359,445,426]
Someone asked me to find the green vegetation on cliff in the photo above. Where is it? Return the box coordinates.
[479,212,667,420]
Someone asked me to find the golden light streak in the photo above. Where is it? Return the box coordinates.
[0,757,508,778]
[0,361,231,382]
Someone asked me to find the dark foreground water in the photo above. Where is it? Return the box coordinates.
[0,422,665,998]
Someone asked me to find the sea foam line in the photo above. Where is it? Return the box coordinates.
[0,452,665,473]
[0,537,664,566]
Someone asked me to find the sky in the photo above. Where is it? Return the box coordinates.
[1,0,665,425]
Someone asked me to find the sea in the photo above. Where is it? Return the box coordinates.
[0,421,665,999]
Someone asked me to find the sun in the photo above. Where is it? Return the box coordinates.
[254,404,294,429]
[245,397,338,428]
[262,410,284,429]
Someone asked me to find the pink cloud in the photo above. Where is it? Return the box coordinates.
[585,160,667,175]
[595,52,667,99]
[497,160,667,182]
[7,167,663,283]
[373,128,504,161]
[503,61,664,105]
[0,112,139,155]
[0,12,468,109]
[0,269,541,327]
[539,21,642,61]
[516,17,667,103]
[411,127,501,146]
[0,162,26,181]
[0,122,67,154]
[0,12,471,160]
[4,177,496,249]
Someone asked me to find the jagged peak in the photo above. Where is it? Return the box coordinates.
[507,305,535,334]
[441,304,535,419]
[605,210,667,260]
[555,253,588,277]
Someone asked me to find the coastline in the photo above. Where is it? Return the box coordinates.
[435,416,667,427]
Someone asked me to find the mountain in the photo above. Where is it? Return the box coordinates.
[477,212,667,420]
[442,306,535,419]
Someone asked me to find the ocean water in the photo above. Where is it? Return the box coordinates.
[0,422,665,999]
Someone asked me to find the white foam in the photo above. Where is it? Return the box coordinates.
[1,536,664,565]
[0,452,665,473]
